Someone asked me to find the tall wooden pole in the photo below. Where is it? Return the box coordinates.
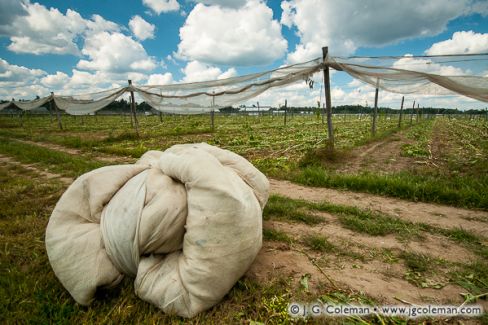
[51,92,63,130]
[322,47,334,150]
[211,92,215,131]
[128,80,139,136]
[284,99,287,126]
[371,79,379,136]
[410,100,415,125]
[398,96,404,128]
[416,103,420,123]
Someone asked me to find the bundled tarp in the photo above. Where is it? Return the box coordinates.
[2,54,487,115]
[45,143,269,317]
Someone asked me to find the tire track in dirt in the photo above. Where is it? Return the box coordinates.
[269,178,488,238]
[14,139,135,164]
[0,154,73,185]
[339,133,416,174]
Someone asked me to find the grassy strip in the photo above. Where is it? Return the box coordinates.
[291,167,488,210]
[0,138,107,178]
[263,228,293,244]
[263,195,325,225]
[267,195,488,258]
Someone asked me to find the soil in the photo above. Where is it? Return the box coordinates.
[269,178,488,238]
[338,133,417,174]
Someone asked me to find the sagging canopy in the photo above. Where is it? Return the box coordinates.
[2,54,487,115]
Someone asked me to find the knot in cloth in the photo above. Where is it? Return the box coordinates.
[45,143,269,318]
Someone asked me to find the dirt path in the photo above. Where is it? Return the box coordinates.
[0,154,73,185]
[338,133,416,174]
[269,179,488,238]
[15,139,134,164]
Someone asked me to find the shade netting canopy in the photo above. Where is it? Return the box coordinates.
[1,54,487,115]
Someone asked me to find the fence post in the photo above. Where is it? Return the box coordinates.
[211,92,215,131]
[410,100,415,125]
[128,80,139,136]
[50,92,63,130]
[322,46,334,151]
[398,96,404,128]
[371,79,379,136]
[284,99,287,126]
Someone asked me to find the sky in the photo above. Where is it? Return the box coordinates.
[0,0,488,109]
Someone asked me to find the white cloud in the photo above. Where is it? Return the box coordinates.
[426,31,488,55]
[143,0,180,14]
[0,58,45,82]
[177,0,287,65]
[40,71,69,88]
[281,0,488,63]
[194,0,247,8]
[129,15,155,41]
[77,32,156,73]
[2,2,119,55]
[0,0,27,35]
[147,72,174,84]
[181,60,237,82]
[392,55,465,75]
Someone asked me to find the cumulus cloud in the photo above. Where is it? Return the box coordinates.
[0,58,45,82]
[0,0,28,35]
[392,55,465,75]
[193,0,247,8]
[143,0,180,14]
[40,71,70,88]
[177,0,287,66]
[425,31,488,55]
[281,0,488,63]
[77,32,157,73]
[181,61,237,82]
[129,15,156,40]
[147,72,174,84]
[1,2,119,55]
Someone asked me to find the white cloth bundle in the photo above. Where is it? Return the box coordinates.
[45,143,269,318]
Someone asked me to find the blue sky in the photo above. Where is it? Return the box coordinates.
[0,0,487,109]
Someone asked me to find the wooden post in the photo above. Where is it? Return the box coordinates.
[410,100,415,125]
[322,47,334,150]
[284,99,287,126]
[257,101,260,117]
[159,111,163,122]
[211,92,215,131]
[371,79,379,136]
[51,92,63,130]
[416,103,420,123]
[398,96,404,128]
[128,80,139,136]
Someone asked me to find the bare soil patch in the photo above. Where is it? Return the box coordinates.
[0,154,73,185]
[338,133,416,174]
[247,241,478,307]
[270,178,488,238]
[15,139,134,164]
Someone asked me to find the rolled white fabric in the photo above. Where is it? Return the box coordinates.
[45,143,269,318]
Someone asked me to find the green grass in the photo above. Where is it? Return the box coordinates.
[302,234,335,252]
[263,195,325,225]
[400,252,430,273]
[291,167,488,210]
[263,228,293,244]
[1,114,486,210]
[0,137,107,177]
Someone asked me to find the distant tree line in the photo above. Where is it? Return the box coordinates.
[0,99,486,115]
